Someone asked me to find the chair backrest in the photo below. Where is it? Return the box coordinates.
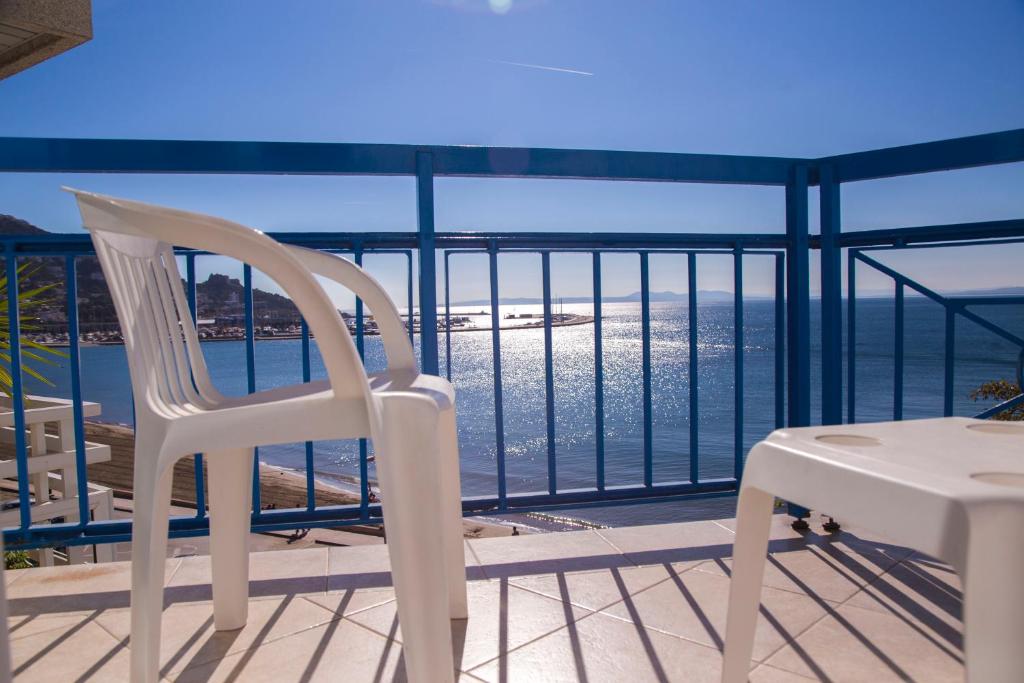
[66,188,371,422]
[89,224,220,419]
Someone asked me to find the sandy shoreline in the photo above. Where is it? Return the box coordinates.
[5,421,518,539]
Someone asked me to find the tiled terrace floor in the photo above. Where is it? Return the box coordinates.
[6,514,963,682]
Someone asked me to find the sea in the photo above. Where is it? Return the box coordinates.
[27,298,1024,530]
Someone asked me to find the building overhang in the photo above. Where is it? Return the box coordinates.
[0,0,92,81]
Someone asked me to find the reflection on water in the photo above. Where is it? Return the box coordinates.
[31,300,1024,527]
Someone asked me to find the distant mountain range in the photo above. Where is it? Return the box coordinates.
[2,214,1020,317]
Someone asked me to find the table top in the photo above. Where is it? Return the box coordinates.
[766,417,1024,499]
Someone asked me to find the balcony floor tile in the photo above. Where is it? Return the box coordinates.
[11,618,130,681]
[509,563,680,613]
[599,564,834,662]
[596,520,736,567]
[347,579,592,671]
[468,529,624,578]
[5,517,966,681]
[763,601,963,682]
[468,610,725,683]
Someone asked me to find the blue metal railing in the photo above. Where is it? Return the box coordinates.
[440,245,785,516]
[0,129,1021,551]
[847,242,1024,422]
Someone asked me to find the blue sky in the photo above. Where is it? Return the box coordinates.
[0,0,1022,305]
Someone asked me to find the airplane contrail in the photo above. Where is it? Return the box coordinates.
[490,59,593,76]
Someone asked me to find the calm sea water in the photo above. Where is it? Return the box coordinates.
[30,299,1024,528]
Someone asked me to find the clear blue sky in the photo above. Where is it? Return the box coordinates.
[0,0,1022,305]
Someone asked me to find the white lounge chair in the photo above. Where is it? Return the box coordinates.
[67,188,467,683]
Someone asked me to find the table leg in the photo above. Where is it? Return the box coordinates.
[722,485,774,682]
[963,516,1024,682]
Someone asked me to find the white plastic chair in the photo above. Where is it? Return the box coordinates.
[66,188,468,683]
[722,417,1024,683]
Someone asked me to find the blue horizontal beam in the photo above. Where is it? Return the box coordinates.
[821,129,1024,183]
[0,137,803,185]
[0,231,790,256]
[831,218,1024,248]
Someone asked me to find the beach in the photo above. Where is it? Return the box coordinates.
[0,421,518,544]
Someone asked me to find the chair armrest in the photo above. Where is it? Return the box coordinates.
[285,246,417,372]
[66,188,369,401]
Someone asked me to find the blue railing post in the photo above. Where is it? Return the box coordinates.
[65,256,91,528]
[773,253,785,430]
[4,251,31,532]
[819,164,843,426]
[733,247,744,481]
[640,252,653,487]
[416,151,440,376]
[185,254,206,517]
[354,244,370,515]
[487,242,508,509]
[786,164,812,524]
[847,249,857,423]
[688,253,700,484]
[243,264,261,515]
[592,252,605,491]
[541,252,558,494]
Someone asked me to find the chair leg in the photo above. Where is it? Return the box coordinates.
[962,515,1024,682]
[377,396,455,683]
[206,448,254,631]
[721,485,774,683]
[439,407,468,619]
[129,457,174,683]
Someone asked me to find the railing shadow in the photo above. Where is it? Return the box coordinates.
[6,529,964,681]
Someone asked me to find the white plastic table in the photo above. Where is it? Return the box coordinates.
[722,417,1024,683]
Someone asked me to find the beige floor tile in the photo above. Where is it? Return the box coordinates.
[326,543,392,591]
[11,618,130,681]
[469,530,625,578]
[749,663,817,681]
[95,593,343,675]
[510,564,678,612]
[844,553,962,653]
[470,610,725,683]
[7,557,180,615]
[601,566,831,662]
[4,568,29,589]
[302,587,398,618]
[764,603,964,682]
[326,540,485,592]
[9,609,125,642]
[167,547,328,600]
[347,579,591,671]
[693,539,893,604]
[169,618,404,682]
[597,521,736,567]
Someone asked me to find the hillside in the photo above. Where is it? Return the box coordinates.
[1,215,301,327]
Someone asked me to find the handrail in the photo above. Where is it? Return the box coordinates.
[1,128,1022,551]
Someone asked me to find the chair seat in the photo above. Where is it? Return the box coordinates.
[158,369,457,466]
